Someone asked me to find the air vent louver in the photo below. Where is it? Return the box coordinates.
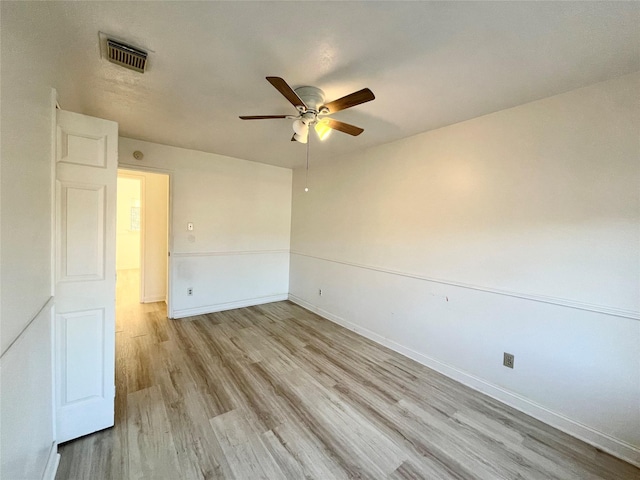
[106,39,147,73]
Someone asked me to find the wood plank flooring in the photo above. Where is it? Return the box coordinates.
[56,270,640,479]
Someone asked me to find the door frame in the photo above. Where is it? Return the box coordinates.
[117,165,174,317]
[49,88,59,445]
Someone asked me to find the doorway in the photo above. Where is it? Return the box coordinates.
[116,170,170,311]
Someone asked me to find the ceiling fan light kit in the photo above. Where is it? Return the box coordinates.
[292,118,308,135]
[240,77,375,144]
[293,132,308,144]
[314,119,332,141]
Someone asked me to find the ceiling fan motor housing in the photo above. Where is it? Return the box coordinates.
[294,86,325,112]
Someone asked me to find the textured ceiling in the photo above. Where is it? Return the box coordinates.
[8,1,640,168]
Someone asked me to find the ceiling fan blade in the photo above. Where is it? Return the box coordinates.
[266,77,307,110]
[325,119,364,136]
[321,88,375,113]
[239,115,289,120]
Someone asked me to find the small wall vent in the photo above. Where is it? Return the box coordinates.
[106,39,147,73]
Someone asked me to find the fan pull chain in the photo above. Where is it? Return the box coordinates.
[304,131,310,192]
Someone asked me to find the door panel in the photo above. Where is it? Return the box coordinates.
[58,309,105,404]
[58,182,105,280]
[55,109,118,443]
[57,124,108,168]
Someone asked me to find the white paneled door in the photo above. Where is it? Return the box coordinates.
[55,109,118,443]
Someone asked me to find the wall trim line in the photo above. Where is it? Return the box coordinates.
[288,293,640,468]
[290,252,639,321]
[173,249,289,258]
[1,296,55,358]
[171,294,288,319]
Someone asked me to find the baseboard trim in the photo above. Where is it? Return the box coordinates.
[142,294,166,304]
[42,442,60,480]
[172,294,289,319]
[288,294,640,468]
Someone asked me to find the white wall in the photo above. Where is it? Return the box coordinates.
[289,72,640,465]
[1,2,59,478]
[119,138,292,317]
[1,304,56,479]
[140,171,169,303]
[116,175,141,270]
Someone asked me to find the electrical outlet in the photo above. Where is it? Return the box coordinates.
[318,289,323,296]
[503,352,514,369]
[187,287,193,296]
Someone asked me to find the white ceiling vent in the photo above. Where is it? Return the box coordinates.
[106,39,147,73]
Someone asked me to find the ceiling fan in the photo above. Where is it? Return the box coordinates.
[240,77,375,143]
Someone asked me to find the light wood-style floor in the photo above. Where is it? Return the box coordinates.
[56,270,639,479]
